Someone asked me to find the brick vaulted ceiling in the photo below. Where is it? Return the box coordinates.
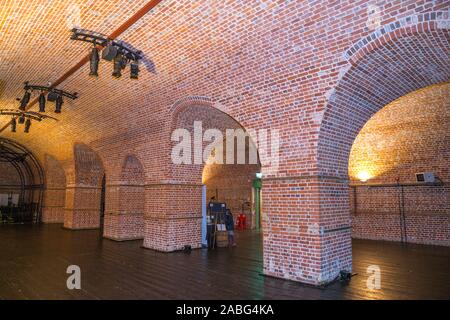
[0,1,449,171]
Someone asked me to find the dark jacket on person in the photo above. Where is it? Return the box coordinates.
[225,211,234,231]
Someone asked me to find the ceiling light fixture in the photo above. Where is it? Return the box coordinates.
[89,44,100,77]
[38,92,46,112]
[19,82,78,114]
[70,28,143,80]
[0,109,58,134]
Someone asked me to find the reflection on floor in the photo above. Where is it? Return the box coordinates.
[0,224,449,299]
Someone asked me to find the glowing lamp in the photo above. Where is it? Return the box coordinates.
[357,171,371,182]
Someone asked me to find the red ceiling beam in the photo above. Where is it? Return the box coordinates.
[0,0,163,133]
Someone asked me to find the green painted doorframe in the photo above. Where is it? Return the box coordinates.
[253,178,262,231]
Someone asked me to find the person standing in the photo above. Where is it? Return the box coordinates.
[225,209,236,247]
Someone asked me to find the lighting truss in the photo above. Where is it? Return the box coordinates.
[20,82,78,112]
[70,28,143,79]
[23,82,78,100]
[70,28,143,61]
[0,109,58,122]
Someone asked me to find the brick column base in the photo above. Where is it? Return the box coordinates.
[63,186,102,230]
[103,212,144,241]
[41,187,66,223]
[262,176,352,286]
[142,184,202,252]
[41,207,65,223]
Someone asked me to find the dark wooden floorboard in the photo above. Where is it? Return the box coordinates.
[0,224,449,300]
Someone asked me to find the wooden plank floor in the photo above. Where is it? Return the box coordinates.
[0,224,449,300]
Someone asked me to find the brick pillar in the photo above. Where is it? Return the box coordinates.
[143,183,202,252]
[103,184,144,241]
[41,187,66,223]
[63,185,102,230]
[262,176,352,286]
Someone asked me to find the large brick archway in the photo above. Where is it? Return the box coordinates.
[63,143,105,230]
[142,97,263,252]
[313,12,450,284]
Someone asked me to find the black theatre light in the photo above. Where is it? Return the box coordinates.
[55,95,63,113]
[112,54,124,78]
[130,61,139,79]
[47,91,58,102]
[39,92,46,112]
[20,90,31,110]
[11,117,16,132]
[24,118,31,133]
[1,109,59,133]
[102,44,118,61]
[70,29,143,80]
[89,46,100,77]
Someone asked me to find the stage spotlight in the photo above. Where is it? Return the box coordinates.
[130,61,139,79]
[39,92,46,112]
[55,95,63,113]
[47,91,58,102]
[20,90,31,110]
[112,54,123,78]
[102,44,118,61]
[11,118,16,132]
[24,118,31,133]
[18,115,25,124]
[89,46,100,77]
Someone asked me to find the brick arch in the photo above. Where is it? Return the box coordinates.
[64,143,106,230]
[120,155,145,184]
[302,14,450,285]
[73,143,105,187]
[318,13,450,178]
[167,97,253,184]
[104,154,145,241]
[142,97,261,252]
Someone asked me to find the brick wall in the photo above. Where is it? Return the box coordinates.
[42,155,66,223]
[350,83,450,246]
[203,162,259,226]
[104,155,145,241]
[0,161,21,196]
[0,1,448,285]
[63,143,104,230]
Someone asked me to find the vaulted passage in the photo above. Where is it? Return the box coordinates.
[0,139,44,224]
[0,1,449,300]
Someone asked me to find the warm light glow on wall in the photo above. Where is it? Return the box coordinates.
[357,171,371,182]
[349,83,449,183]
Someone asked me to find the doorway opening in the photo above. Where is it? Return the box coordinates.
[0,138,44,224]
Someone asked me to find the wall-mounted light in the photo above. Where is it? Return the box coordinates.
[357,171,371,182]
[256,172,263,179]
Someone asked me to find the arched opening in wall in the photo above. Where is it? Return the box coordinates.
[202,139,262,231]
[349,83,450,246]
[149,98,263,253]
[317,13,450,281]
[64,143,105,230]
[0,138,44,224]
